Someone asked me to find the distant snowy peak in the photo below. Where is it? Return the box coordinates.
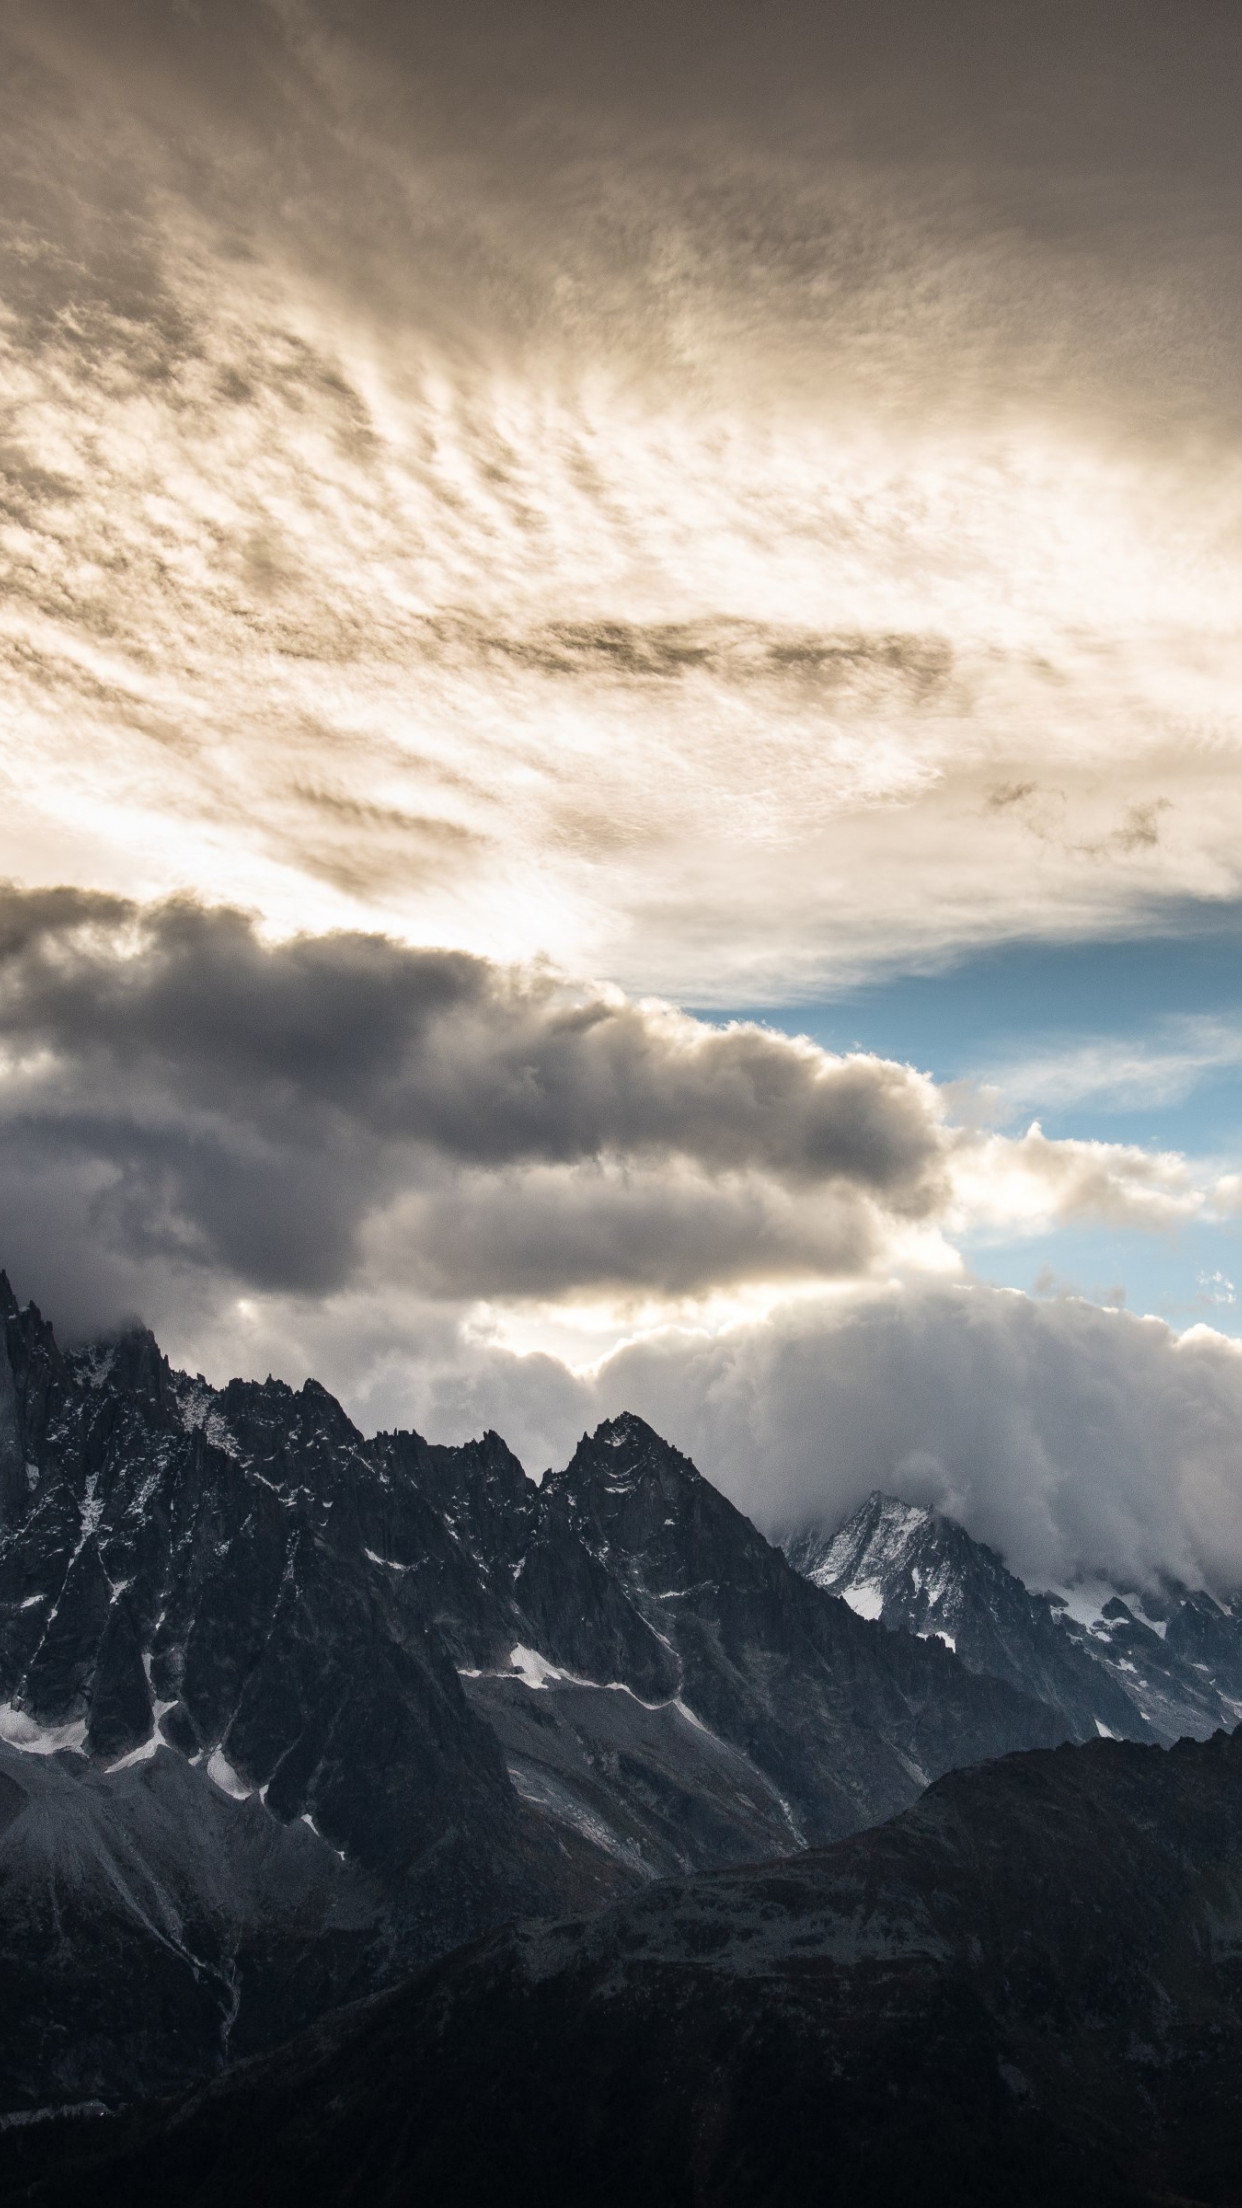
[786,1490,1242,1748]
[788,1494,941,1624]
[786,1490,1006,1655]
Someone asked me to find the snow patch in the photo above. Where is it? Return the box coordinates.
[206,1748,254,1801]
[0,2102,110,2133]
[107,1695,177,1774]
[175,1380,209,1429]
[76,1473,103,1547]
[107,1732,161,1773]
[810,1495,933,1592]
[840,1583,885,1622]
[1045,1579,1124,1630]
[509,1644,568,1689]
[300,1810,347,1862]
[1126,1597,1170,1640]
[464,1649,713,1738]
[0,1702,87,1756]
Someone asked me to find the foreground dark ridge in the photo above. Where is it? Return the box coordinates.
[12,1727,1242,2208]
[0,1271,1062,2115]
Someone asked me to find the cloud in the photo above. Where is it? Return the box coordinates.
[141,1271,1242,1599]
[582,1284,1242,1594]
[0,880,1234,1598]
[982,1017,1242,1116]
[952,1122,1202,1233]
[0,887,946,1182]
[0,887,1226,1352]
[2,6,1241,1603]
[0,886,955,1323]
[4,5,1242,998]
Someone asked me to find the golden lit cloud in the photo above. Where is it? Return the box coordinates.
[3,5,1242,997]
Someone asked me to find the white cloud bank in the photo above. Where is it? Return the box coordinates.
[352,1284,1242,1601]
[136,1272,1242,1600]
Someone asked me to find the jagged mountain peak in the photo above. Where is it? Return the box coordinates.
[860,1488,934,1529]
[565,1410,694,1477]
[546,1413,700,1522]
[831,1486,937,1557]
[785,1488,985,1624]
[67,1322,175,1421]
[544,1413,766,1593]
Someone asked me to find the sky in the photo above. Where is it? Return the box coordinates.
[4,0,1242,1593]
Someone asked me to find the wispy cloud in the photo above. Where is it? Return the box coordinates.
[3,7,1242,999]
[981,1018,1242,1116]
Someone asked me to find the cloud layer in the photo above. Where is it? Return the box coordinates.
[4,7,1242,1606]
[589,1285,1242,1596]
[1,886,1221,1334]
[3,3,1242,996]
[0,883,1236,1597]
[2,883,1219,1324]
[47,1253,1242,1603]
[0,886,947,1322]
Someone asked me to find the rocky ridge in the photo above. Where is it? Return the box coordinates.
[15,1726,1242,2207]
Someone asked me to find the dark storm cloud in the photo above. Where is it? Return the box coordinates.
[0,887,948,1312]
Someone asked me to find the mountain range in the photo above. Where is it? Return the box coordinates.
[10,1266,1242,2201]
[0,1271,1062,2120]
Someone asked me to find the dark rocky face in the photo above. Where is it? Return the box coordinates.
[0,1275,1064,2118]
[15,1727,1242,2208]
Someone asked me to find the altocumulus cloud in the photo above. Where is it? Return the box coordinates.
[6,3,1242,998]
